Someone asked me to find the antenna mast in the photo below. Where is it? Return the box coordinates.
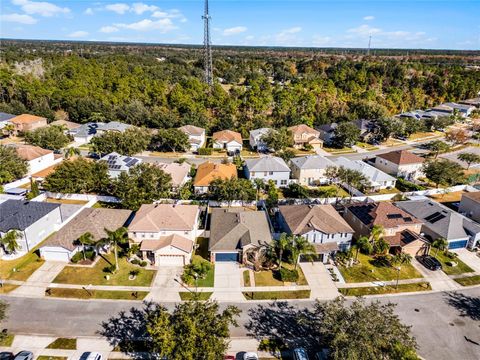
[202,0,213,86]
[367,35,372,56]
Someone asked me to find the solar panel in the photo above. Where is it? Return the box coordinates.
[424,212,445,224]
[387,214,402,219]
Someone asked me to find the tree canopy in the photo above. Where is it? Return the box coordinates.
[150,128,190,152]
[208,177,256,204]
[261,128,293,151]
[333,122,361,147]
[422,159,465,188]
[24,125,70,150]
[0,145,28,184]
[90,127,152,156]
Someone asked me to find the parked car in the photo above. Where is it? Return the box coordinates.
[416,255,442,271]
[78,352,102,360]
[13,352,33,360]
[0,352,14,360]
[293,348,309,360]
[243,353,259,360]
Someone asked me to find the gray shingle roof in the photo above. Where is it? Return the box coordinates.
[97,121,131,132]
[291,155,335,170]
[0,200,61,232]
[100,152,142,171]
[69,122,102,138]
[0,112,16,122]
[333,157,396,185]
[245,156,290,172]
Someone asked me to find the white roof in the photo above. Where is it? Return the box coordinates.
[333,157,396,186]
[250,127,272,139]
[245,156,290,172]
[291,155,336,170]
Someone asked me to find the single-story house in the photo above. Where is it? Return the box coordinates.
[288,124,323,150]
[128,203,199,266]
[0,112,16,129]
[179,125,206,152]
[193,161,237,194]
[49,120,82,131]
[244,156,291,187]
[395,199,480,249]
[208,208,272,263]
[430,103,475,118]
[68,121,132,144]
[277,204,355,262]
[0,200,62,255]
[99,152,142,179]
[13,144,58,176]
[458,192,480,223]
[374,150,425,181]
[157,162,190,189]
[249,128,272,151]
[290,155,336,186]
[460,97,480,109]
[9,114,48,134]
[39,208,132,262]
[212,130,243,153]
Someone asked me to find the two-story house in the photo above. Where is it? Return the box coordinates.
[459,192,480,223]
[9,114,47,134]
[375,150,425,181]
[249,128,272,151]
[244,156,291,187]
[290,155,336,186]
[277,204,355,263]
[179,125,206,152]
[13,144,58,176]
[288,124,323,150]
[128,203,200,266]
[193,161,237,194]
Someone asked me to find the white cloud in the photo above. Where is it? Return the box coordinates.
[152,9,186,22]
[115,18,177,32]
[105,3,130,14]
[279,27,302,35]
[1,13,37,24]
[274,26,302,45]
[84,8,94,15]
[312,35,332,46]
[12,0,70,17]
[363,15,375,21]
[68,30,89,38]
[223,26,247,36]
[131,2,158,15]
[347,24,381,36]
[100,26,119,33]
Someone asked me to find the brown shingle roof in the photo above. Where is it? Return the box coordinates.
[41,208,132,251]
[128,204,199,232]
[385,229,428,248]
[179,125,205,136]
[14,144,52,161]
[346,202,423,229]
[288,124,320,136]
[212,130,242,144]
[462,192,480,203]
[157,162,190,187]
[10,114,46,124]
[50,120,81,130]
[139,234,193,254]
[377,150,424,165]
[314,242,340,253]
[279,204,354,235]
[193,161,237,187]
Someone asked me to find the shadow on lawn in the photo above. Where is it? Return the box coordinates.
[444,291,480,321]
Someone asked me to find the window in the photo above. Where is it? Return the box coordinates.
[272,180,277,185]
[281,180,287,185]
[269,171,273,175]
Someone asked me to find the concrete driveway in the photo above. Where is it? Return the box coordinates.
[453,248,480,273]
[212,262,244,301]
[299,262,339,300]
[145,266,183,302]
[11,261,65,297]
[411,258,460,291]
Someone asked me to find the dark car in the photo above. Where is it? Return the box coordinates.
[13,352,33,360]
[0,352,14,360]
[416,255,442,271]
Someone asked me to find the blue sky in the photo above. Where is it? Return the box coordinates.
[1,1,479,49]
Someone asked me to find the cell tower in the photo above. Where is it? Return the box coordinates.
[367,35,372,56]
[202,0,213,86]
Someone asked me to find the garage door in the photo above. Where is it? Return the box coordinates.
[215,253,238,262]
[448,240,468,250]
[40,250,70,262]
[157,255,185,266]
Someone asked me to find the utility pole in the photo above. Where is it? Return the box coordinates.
[367,35,372,56]
[202,0,213,86]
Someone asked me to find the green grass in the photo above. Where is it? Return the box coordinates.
[179,291,213,300]
[0,334,14,346]
[92,201,126,209]
[338,253,422,283]
[254,263,308,287]
[0,250,44,281]
[356,142,379,151]
[0,284,19,294]
[46,338,77,350]
[194,237,209,260]
[184,255,215,287]
[367,187,400,195]
[46,288,148,300]
[339,282,431,296]
[243,290,310,300]
[52,252,155,286]
[243,270,251,287]
[432,250,474,275]
[323,146,356,154]
[454,275,480,286]
[37,357,68,360]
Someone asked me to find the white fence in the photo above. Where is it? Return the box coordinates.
[3,177,30,190]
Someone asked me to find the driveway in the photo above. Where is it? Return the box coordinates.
[145,266,183,302]
[11,261,65,297]
[411,258,460,291]
[299,262,339,300]
[453,248,480,273]
[212,262,244,301]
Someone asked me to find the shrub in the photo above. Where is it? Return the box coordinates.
[198,148,213,155]
[70,250,95,263]
[274,268,299,282]
[140,261,148,267]
[103,264,116,274]
[130,269,140,277]
[182,257,212,284]
[396,178,426,192]
[131,259,141,265]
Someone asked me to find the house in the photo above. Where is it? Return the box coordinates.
[208,208,272,263]
[375,150,425,180]
[343,202,429,256]
[193,161,237,194]
[179,125,206,152]
[429,103,475,118]
[68,121,132,144]
[244,156,290,187]
[459,192,480,223]
[13,144,57,176]
[332,157,397,191]
[277,204,355,262]
[0,112,16,129]
[353,119,378,142]
[0,200,62,255]
[157,162,190,189]
[290,155,336,186]
[212,130,243,153]
[39,208,132,262]
[288,124,323,150]
[395,199,480,249]
[99,152,142,179]
[97,121,131,134]
[9,114,47,134]
[317,123,338,145]
[249,128,272,151]
[49,120,81,131]
[460,97,480,109]
[128,204,199,266]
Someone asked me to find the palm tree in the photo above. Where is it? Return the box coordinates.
[369,225,385,243]
[77,232,95,261]
[253,178,265,202]
[356,236,372,258]
[373,238,390,256]
[1,230,21,254]
[98,227,129,271]
[275,233,291,269]
[391,252,412,266]
[64,147,80,159]
[289,235,316,270]
[432,237,448,256]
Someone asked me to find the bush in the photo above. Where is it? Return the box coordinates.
[396,178,426,192]
[103,264,116,274]
[70,250,95,263]
[182,257,212,284]
[274,268,299,282]
[198,148,212,155]
[140,261,148,267]
[130,269,140,277]
[131,259,140,265]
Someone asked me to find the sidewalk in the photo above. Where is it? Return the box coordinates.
[10,262,65,297]
[337,277,426,288]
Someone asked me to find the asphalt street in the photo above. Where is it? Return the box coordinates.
[2,287,480,360]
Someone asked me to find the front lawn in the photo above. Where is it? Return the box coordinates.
[243,270,251,287]
[339,282,431,296]
[46,338,77,350]
[52,252,156,286]
[243,290,310,300]
[46,288,148,300]
[366,187,400,195]
[179,291,212,300]
[0,250,44,281]
[454,275,480,286]
[254,263,308,287]
[338,253,422,283]
[0,334,14,346]
[183,255,215,287]
[431,250,474,275]
[194,237,209,260]
[0,284,19,294]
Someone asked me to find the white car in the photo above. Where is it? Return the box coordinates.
[243,352,259,360]
[78,352,102,360]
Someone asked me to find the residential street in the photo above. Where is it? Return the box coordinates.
[2,287,480,360]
